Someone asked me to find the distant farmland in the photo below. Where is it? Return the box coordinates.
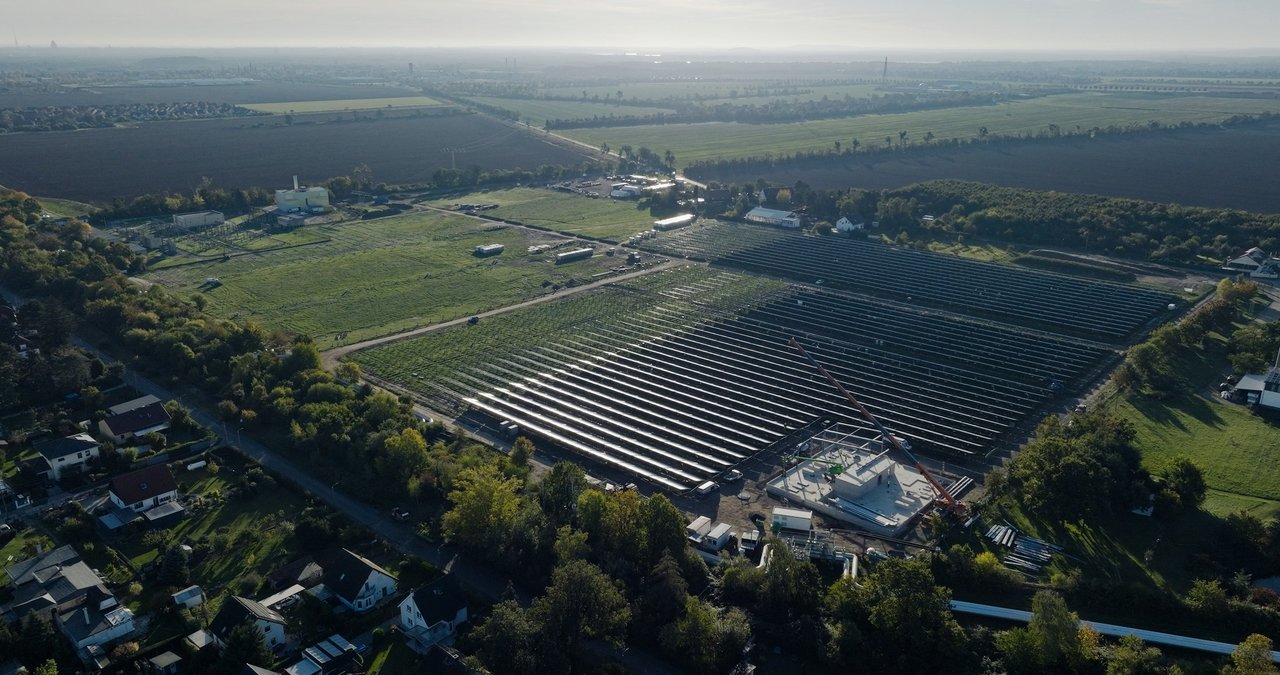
[691,123,1280,214]
[563,92,1280,165]
[0,113,590,202]
[0,80,423,108]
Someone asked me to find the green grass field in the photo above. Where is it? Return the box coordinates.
[36,196,96,217]
[144,209,623,345]
[240,96,445,114]
[1117,392,1280,505]
[432,187,659,241]
[987,299,1280,596]
[117,468,305,587]
[561,92,1280,166]
[366,636,419,673]
[463,96,674,126]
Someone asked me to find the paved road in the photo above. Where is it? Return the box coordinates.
[320,259,682,368]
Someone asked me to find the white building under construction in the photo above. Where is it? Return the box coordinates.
[766,423,964,535]
[275,176,330,212]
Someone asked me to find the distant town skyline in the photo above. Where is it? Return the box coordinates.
[6,0,1280,53]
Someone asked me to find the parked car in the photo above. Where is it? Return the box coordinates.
[723,469,744,482]
[695,480,718,496]
[391,507,411,521]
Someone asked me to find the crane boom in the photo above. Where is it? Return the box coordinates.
[787,337,962,513]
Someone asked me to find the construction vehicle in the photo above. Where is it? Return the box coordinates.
[788,337,968,519]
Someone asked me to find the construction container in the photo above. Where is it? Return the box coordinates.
[555,248,594,264]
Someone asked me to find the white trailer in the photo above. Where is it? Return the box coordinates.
[771,506,813,532]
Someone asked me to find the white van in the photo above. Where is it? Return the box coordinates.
[695,480,718,496]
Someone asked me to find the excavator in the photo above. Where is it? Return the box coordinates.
[788,337,968,519]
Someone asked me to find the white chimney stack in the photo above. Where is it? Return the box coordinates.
[293,175,299,191]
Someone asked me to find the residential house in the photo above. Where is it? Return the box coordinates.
[98,401,171,444]
[109,464,179,512]
[34,433,100,481]
[398,576,468,649]
[320,549,397,613]
[835,216,864,233]
[2,546,134,657]
[210,596,288,651]
[2,545,110,620]
[57,587,136,654]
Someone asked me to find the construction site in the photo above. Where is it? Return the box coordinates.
[765,422,967,536]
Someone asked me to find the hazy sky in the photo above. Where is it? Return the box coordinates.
[8,0,1280,52]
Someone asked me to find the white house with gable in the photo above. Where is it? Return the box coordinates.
[835,217,864,233]
[399,576,468,649]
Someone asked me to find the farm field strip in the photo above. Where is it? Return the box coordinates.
[0,113,588,202]
[538,82,884,103]
[560,92,1280,165]
[687,123,1280,215]
[356,266,1114,491]
[239,96,447,113]
[460,96,675,125]
[144,209,625,345]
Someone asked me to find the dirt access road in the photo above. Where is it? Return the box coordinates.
[321,258,684,369]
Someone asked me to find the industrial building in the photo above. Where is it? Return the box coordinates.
[765,424,956,535]
[653,214,696,231]
[1223,246,1280,279]
[745,206,802,228]
[275,176,330,212]
[170,210,224,231]
[610,184,644,199]
[1234,368,1280,409]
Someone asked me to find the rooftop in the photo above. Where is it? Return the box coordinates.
[322,549,397,604]
[110,464,178,505]
[34,433,98,461]
[107,394,161,416]
[765,424,937,535]
[408,576,467,626]
[746,206,798,219]
[101,401,170,436]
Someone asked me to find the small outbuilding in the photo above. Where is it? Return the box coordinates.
[771,506,813,532]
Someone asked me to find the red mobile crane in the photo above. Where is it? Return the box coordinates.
[787,337,968,518]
